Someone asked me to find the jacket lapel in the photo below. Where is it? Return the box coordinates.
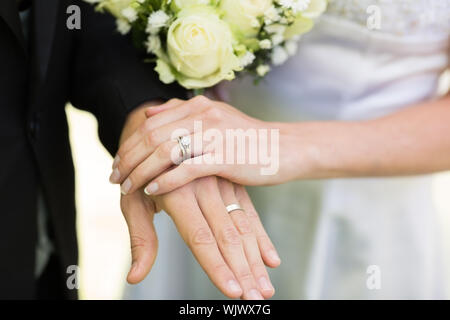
[32,0,59,84]
[0,0,26,52]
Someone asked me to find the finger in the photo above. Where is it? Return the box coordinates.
[121,134,205,195]
[235,186,281,268]
[120,191,159,284]
[160,187,243,299]
[218,179,275,299]
[111,115,200,185]
[142,99,194,130]
[196,177,263,300]
[113,99,185,170]
[143,154,222,196]
[145,95,211,119]
[145,98,186,118]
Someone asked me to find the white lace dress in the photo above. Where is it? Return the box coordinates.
[126,0,450,299]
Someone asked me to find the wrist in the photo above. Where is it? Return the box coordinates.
[275,121,342,181]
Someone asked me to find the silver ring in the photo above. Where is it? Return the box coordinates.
[177,136,191,161]
[226,203,244,214]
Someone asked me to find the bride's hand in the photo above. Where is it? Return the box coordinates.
[110,96,297,196]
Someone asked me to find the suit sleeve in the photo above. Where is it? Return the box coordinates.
[69,1,186,155]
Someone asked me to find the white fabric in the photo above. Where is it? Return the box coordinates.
[127,0,450,299]
[219,1,450,299]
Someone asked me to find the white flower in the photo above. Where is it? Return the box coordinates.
[302,0,328,18]
[97,0,135,20]
[272,33,284,46]
[116,18,131,34]
[239,51,256,67]
[171,0,211,11]
[271,46,289,65]
[259,39,272,49]
[256,64,271,76]
[164,6,241,89]
[121,6,137,22]
[264,23,286,35]
[146,10,170,34]
[284,39,298,56]
[264,6,281,24]
[155,59,176,84]
[277,0,311,13]
[221,0,273,38]
[145,35,161,54]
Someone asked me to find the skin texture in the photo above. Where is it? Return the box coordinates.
[118,103,280,300]
[112,94,450,196]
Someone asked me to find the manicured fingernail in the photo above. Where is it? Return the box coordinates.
[112,155,120,169]
[259,277,273,292]
[227,280,242,294]
[268,250,280,264]
[144,182,158,195]
[247,289,263,300]
[121,178,132,195]
[109,168,121,183]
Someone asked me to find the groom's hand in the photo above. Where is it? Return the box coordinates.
[117,103,280,300]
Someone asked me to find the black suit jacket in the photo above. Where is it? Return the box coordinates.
[0,0,184,299]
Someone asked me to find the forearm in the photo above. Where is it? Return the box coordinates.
[281,95,450,180]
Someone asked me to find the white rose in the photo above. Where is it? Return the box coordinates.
[171,0,211,11]
[303,0,327,18]
[220,0,273,38]
[163,6,241,89]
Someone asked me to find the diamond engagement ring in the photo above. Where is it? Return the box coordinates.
[226,204,244,214]
[177,135,191,161]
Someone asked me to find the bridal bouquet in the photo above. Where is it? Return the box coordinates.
[86,0,327,90]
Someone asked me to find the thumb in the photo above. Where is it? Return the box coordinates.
[120,192,158,284]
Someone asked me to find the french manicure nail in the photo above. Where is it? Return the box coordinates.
[259,277,273,292]
[144,182,158,195]
[227,280,242,294]
[247,289,264,300]
[112,155,120,169]
[121,178,132,195]
[109,168,121,183]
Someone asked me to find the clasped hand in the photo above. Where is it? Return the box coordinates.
[114,96,282,300]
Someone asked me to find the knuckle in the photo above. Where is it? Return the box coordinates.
[169,98,182,104]
[129,235,147,250]
[203,107,222,121]
[117,156,130,175]
[236,269,254,283]
[190,227,216,246]
[143,118,153,132]
[212,263,230,276]
[246,209,259,219]
[192,95,209,106]
[219,224,241,246]
[144,130,159,149]
[234,216,252,235]
[248,260,265,272]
